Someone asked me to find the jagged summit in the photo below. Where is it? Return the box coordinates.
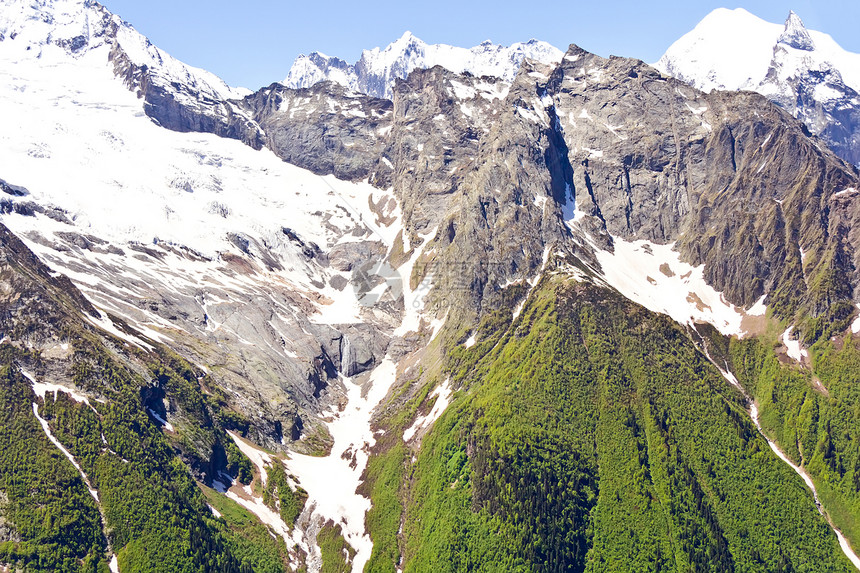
[778,10,815,51]
[656,7,860,165]
[283,32,563,99]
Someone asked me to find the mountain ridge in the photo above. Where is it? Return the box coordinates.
[283,31,563,99]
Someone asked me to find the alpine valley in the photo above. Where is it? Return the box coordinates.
[0,1,859,572]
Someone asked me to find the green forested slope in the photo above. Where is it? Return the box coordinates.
[0,224,288,572]
[731,333,860,558]
[366,275,854,572]
[0,358,106,573]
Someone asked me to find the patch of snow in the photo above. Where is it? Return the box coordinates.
[207,504,222,518]
[685,102,708,115]
[475,80,510,101]
[394,227,439,337]
[23,369,92,406]
[852,305,860,334]
[228,430,273,485]
[560,182,586,229]
[512,299,528,321]
[814,82,845,102]
[85,310,154,352]
[592,238,746,336]
[225,488,291,539]
[403,379,452,442]
[449,80,476,100]
[464,333,476,348]
[109,555,119,573]
[717,362,741,389]
[516,106,548,126]
[147,408,174,432]
[747,294,767,317]
[782,327,808,362]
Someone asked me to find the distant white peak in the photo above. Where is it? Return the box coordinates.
[283,32,562,99]
[778,11,815,51]
[655,8,860,94]
[653,8,782,92]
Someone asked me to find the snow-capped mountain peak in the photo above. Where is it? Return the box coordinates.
[0,0,110,53]
[0,0,247,101]
[778,11,814,51]
[656,8,860,166]
[283,32,563,99]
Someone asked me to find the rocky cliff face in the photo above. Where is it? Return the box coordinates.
[202,44,860,340]
[546,47,860,339]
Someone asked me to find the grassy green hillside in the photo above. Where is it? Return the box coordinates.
[364,274,854,572]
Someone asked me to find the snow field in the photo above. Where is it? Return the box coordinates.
[592,238,756,337]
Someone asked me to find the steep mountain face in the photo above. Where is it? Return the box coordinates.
[283,31,563,99]
[2,1,860,572]
[656,8,860,166]
[0,220,299,571]
[224,45,860,343]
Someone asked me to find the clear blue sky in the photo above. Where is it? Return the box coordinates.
[98,1,860,90]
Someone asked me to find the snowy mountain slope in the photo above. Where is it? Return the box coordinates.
[0,0,267,149]
[0,0,247,100]
[283,31,563,99]
[0,7,451,565]
[655,9,860,94]
[656,8,860,165]
[0,1,419,457]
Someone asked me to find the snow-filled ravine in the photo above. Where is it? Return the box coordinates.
[285,360,397,572]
